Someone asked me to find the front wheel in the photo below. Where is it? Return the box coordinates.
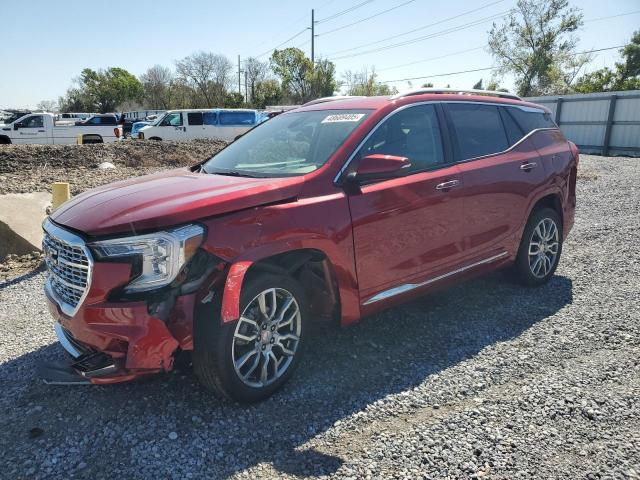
[515,207,563,286]
[193,274,306,403]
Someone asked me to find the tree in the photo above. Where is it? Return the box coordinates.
[473,79,483,89]
[310,59,340,98]
[343,67,396,96]
[59,68,143,113]
[176,51,234,107]
[488,0,588,96]
[574,31,640,92]
[244,57,269,105]
[140,65,174,109]
[421,82,434,88]
[36,100,58,112]
[253,80,282,109]
[271,48,314,102]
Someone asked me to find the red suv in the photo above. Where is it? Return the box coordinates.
[42,89,578,402]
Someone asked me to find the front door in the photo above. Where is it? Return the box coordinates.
[346,104,465,302]
[159,112,186,141]
[14,115,50,144]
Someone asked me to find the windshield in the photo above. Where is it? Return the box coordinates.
[202,109,370,177]
[3,112,29,124]
[151,112,168,126]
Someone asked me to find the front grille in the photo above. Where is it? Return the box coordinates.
[43,220,92,315]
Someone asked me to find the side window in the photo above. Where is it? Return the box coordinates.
[506,107,556,134]
[203,112,218,125]
[23,115,44,128]
[219,111,256,126]
[447,104,509,160]
[160,113,183,127]
[88,117,102,125]
[358,104,444,173]
[187,112,203,125]
[499,107,525,146]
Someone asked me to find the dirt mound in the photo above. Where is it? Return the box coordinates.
[0,139,228,195]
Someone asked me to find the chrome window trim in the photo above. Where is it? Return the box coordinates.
[43,218,93,317]
[334,100,553,184]
[363,251,509,306]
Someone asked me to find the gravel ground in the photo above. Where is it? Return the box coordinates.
[0,139,227,195]
[0,154,638,479]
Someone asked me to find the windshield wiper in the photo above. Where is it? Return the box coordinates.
[205,168,261,178]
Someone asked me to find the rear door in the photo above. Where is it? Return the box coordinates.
[445,102,547,260]
[347,104,465,302]
[218,111,256,141]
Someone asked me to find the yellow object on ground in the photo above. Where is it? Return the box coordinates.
[76,134,83,145]
[51,182,71,210]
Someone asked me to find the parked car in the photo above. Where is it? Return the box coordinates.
[138,108,263,142]
[42,89,578,402]
[75,114,119,126]
[56,112,94,123]
[129,121,151,139]
[0,113,121,144]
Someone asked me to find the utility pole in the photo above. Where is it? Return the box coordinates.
[311,9,315,64]
[238,55,242,95]
[244,71,248,105]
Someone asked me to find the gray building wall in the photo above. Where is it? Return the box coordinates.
[525,90,640,157]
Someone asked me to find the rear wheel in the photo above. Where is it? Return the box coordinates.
[193,273,306,403]
[515,207,562,286]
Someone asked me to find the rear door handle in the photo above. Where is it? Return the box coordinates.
[520,162,537,171]
[435,180,460,191]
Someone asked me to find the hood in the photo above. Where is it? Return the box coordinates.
[51,168,305,237]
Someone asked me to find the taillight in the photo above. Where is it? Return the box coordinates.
[139,132,144,140]
[114,127,120,138]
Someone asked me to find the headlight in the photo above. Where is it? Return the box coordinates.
[90,224,204,293]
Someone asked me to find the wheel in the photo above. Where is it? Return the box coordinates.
[515,207,563,286]
[193,273,306,403]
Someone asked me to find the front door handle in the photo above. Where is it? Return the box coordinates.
[435,179,460,191]
[520,162,537,171]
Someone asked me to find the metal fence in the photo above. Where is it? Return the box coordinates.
[525,90,640,157]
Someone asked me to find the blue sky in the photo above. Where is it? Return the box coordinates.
[1,0,639,108]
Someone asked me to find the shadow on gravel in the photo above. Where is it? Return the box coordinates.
[0,271,572,479]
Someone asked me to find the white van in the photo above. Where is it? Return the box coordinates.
[138,109,264,142]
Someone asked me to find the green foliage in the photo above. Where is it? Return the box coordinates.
[59,67,143,113]
[574,31,640,93]
[252,80,283,109]
[344,68,396,96]
[488,0,586,96]
[270,48,339,102]
[224,92,245,108]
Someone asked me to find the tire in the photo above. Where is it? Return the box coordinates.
[515,207,563,286]
[193,273,307,403]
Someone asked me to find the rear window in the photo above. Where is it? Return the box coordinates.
[447,104,509,160]
[219,111,256,126]
[204,112,217,125]
[188,112,203,125]
[506,107,556,134]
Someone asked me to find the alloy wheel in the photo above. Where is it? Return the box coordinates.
[231,288,302,388]
[528,217,559,278]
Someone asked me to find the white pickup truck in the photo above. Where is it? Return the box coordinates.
[0,113,121,145]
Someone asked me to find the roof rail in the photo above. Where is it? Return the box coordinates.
[391,88,522,101]
[302,95,367,107]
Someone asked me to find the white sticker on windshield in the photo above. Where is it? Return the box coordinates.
[321,113,365,124]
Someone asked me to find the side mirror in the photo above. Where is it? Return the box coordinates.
[13,123,20,130]
[346,154,411,183]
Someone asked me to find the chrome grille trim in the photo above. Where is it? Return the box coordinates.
[42,218,93,317]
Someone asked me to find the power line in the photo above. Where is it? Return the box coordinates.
[584,9,640,23]
[315,0,376,24]
[378,45,628,84]
[377,46,487,72]
[316,0,417,37]
[328,11,508,60]
[255,27,310,59]
[323,0,506,57]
